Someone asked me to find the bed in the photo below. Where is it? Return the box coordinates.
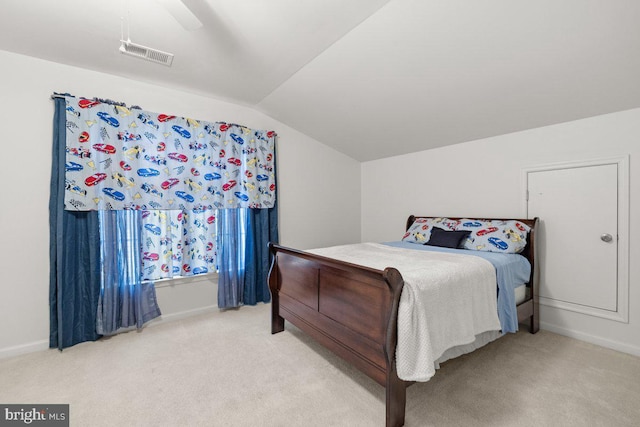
[268,216,539,426]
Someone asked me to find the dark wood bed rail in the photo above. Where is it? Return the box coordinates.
[269,216,539,426]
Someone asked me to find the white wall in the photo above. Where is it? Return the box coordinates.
[4,46,636,361]
[361,109,640,356]
[0,50,361,358]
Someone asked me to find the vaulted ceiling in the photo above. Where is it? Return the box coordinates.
[2,0,639,161]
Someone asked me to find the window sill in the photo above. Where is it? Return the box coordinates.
[151,272,218,289]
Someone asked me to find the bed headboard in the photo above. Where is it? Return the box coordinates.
[406,215,539,288]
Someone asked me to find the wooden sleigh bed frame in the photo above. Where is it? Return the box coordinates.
[268,216,539,427]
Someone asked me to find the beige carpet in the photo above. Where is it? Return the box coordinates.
[1,304,639,426]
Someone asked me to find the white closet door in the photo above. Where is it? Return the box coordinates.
[527,164,618,311]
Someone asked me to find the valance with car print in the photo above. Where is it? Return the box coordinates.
[63,95,276,211]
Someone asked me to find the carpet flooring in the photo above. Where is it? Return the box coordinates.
[1,304,639,426]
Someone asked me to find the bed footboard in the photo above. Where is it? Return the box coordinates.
[268,243,407,427]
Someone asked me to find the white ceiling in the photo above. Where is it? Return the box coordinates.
[2,0,639,161]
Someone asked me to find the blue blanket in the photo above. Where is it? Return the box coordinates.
[383,241,531,333]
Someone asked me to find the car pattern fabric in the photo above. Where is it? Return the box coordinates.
[63,96,276,211]
[139,209,216,281]
[402,217,531,254]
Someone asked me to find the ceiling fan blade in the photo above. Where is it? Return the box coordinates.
[157,0,203,31]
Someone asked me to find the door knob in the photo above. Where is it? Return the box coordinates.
[600,233,613,243]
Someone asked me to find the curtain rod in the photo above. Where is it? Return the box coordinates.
[50,92,276,135]
[50,93,72,100]
[51,93,136,108]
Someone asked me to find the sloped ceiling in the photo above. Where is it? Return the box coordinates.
[2,0,639,161]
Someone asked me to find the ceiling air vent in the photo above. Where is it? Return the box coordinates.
[119,40,174,66]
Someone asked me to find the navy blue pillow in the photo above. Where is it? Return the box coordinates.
[425,227,471,249]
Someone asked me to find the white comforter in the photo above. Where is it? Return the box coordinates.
[308,243,501,382]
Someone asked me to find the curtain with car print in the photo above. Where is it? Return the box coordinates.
[49,94,278,349]
[63,96,276,211]
[61,95,277,283]
[51,94,279,348]
[140,209,217,281]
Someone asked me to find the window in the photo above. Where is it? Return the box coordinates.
[98,209,218,284]
[58,95,276,312]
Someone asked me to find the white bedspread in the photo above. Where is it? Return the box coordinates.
[308,243,501,382]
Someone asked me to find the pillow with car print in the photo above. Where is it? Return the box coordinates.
[401,217,435,244]
[457,219,530,253]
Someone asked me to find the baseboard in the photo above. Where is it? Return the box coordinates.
[0,339,49,360]
[540,321,640,357]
